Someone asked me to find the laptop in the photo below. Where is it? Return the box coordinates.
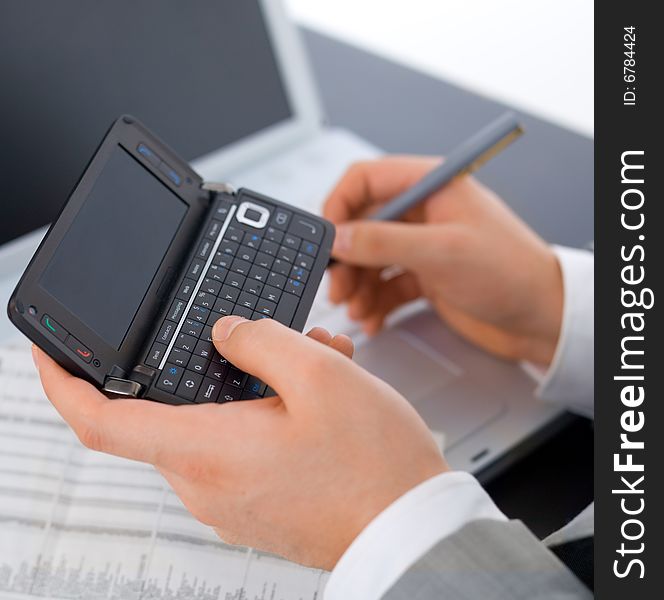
[0,0,564,474]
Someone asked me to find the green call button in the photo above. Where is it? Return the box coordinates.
[41,314,68,343]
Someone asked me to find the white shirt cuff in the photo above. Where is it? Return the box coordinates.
[324,471,506,600]
[533,246,594,417]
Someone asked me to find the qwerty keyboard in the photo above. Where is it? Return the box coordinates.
[143,194,325,404]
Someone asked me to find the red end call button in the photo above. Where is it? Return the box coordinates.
[65,335,93,363]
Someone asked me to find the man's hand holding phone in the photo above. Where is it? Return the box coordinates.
[34,316,447,570]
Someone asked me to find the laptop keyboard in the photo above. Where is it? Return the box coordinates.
[144,195,321,404]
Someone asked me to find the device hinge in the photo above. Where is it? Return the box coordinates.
[103,377,143,398]
[201,181,236,195]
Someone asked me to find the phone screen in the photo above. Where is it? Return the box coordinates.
[40,146,186,349]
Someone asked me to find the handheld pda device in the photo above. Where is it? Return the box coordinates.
[8,116,334,405]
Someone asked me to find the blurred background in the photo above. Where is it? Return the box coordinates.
[286,0,593,136]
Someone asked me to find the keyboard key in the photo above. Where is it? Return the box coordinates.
[219,285,239,303]
[243,231,263,249]
[295,253,313,270]
[244,376,267,396]
[206,361,228,381]
[188,304,210,323]
[285,279,304,297]
[300,240,319,257]
[176,278,196,301]
[213,298,234,316]
[197,239,214,260]
[188,355,210,374]
[231,258,251,276]
[268,272,287,289]
[289,216,324,243]
[187,258,205,279]
[182,319,203,338]
[200,278,222,295]
[277,246,297,263]
[167,299,187,322]
[225,272,245,289]
[169,347,190,367]
[211,352,230,366]
[213,252,232,269]
[238,246,257,263]
[175,333,197,353]
[194,339,214,360]
[219,240,239,256]
[259,239,279,256]
[227,368,247,388]
[283,233,301,250]
[195,291,215,309]
[290,265,309,283]
[238,291,257,310]
[156,321,177,344]
[205,219,223,240]
[241,390,260,400]
[270,208,292,231]
[219,384,241,403]
[200,325,214,343]
[243,278,264,296]
[201,325,214,342]
[207,311,223,327]
[214,199,233,220]
[254,252,274,269]
[233,305,253,319]
[146,342,167,368]
[207,264,227,282]
[248,264,269,283]
[264,226,284,244]
[176,371,203,401]
[261,285,282,303]
[271,259,290,277]
[251,311,270,321]
[156,364,184,392]
[196,378,222,403]
[255,298,277,316]
[274,291,299,326]
[224,226,242,243]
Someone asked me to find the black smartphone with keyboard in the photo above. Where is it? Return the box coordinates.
[7,116,334,405]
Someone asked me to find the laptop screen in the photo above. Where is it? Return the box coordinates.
[0,0,292,247]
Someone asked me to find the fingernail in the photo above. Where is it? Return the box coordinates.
[31,345,40,370]
[212,316,247,342]
[333,224,353,254]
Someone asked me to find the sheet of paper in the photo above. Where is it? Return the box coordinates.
[0,341,328,599]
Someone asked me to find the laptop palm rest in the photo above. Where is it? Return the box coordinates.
[352,312,506,448]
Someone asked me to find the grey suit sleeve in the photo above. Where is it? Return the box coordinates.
[383,519,592,600]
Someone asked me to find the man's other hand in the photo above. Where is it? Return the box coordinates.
[324,157,564,365]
